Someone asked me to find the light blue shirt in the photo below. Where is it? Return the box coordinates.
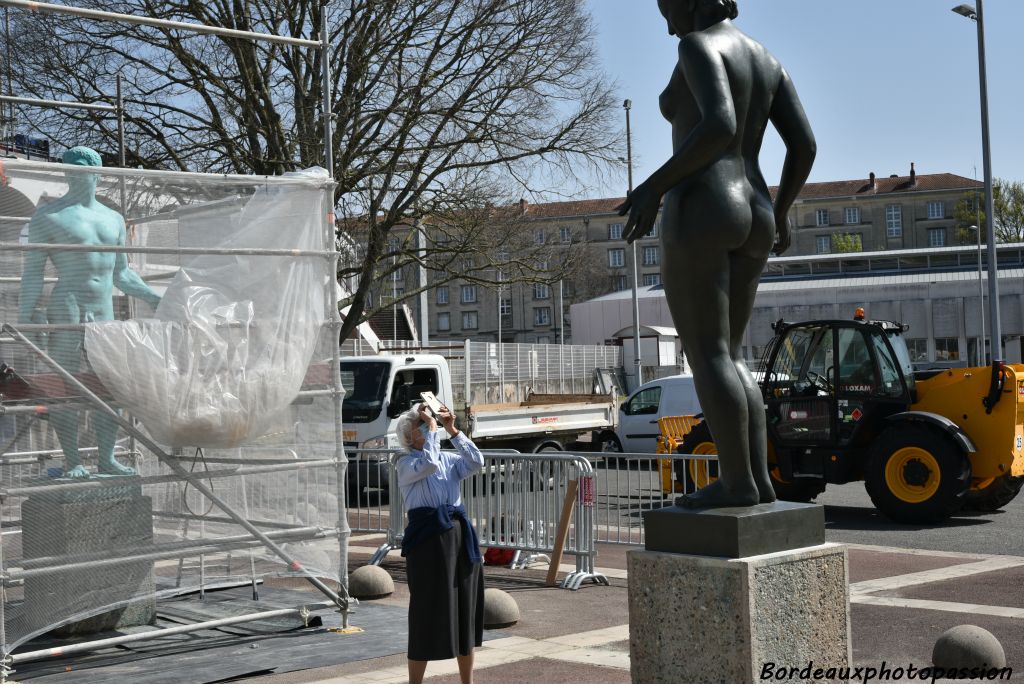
[396,430,484,512]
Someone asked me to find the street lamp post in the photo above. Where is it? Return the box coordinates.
[953,1,1002,363]
[624,99,642,388]
[969,224,986,364]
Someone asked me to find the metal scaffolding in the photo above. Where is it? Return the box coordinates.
[0,1,346,680]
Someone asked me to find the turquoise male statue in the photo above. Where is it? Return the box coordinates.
[18,146,160,478]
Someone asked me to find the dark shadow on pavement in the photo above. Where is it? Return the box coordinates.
[823,504,992,532]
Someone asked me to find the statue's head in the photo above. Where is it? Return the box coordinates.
[62,146,102,196]
[658,0,738,36]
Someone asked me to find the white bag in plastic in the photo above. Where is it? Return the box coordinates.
[84,169,331,447]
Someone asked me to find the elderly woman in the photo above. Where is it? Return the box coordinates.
[619,0,816,508]
[396,403,485,684]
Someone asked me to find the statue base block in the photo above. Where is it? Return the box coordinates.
[628,544,850,684]
[22,485,156,636]
[643,501,824,558]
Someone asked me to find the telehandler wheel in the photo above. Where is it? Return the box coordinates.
[963,474,1024,512]
[673,422,719,493]
[865,425,971,523]
[767,441,825,503]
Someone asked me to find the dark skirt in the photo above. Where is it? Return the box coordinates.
[405,518,484,661]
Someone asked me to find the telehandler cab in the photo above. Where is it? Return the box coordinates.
[672,312,1024,523]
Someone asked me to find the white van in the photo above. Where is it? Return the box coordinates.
[599,375,701,453]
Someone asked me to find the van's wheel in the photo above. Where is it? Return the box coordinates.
[768,442,825,503]
[865,425,971,523]
[598,432,623,454]
[674,422,719,494]
[534,441,563,453]
[963,474,1024,512]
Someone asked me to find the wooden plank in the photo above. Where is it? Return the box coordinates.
[546,479,579,587]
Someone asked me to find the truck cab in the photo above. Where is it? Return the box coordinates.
[340,354,454,451]
[340,355,453,501]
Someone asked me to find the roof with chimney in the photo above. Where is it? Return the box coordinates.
[513,167,982,219]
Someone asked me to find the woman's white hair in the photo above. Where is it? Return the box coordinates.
[394,403,424,450]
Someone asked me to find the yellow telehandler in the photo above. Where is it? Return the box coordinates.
[663,312,1024,523]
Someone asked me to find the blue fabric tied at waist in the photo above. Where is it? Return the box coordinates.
[402,504,482,565]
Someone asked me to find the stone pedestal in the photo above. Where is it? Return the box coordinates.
[628,503,850,684]
[22,485,156,635]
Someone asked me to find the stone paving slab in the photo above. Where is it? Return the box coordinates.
[846,547,982,583]
[875,564,1024,610]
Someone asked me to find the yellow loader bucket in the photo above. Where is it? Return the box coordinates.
[657,415,702,493]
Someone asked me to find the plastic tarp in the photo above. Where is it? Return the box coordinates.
[84,169,331,447]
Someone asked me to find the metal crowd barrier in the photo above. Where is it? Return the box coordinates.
[366,448,608,591]
[587,451,719,546]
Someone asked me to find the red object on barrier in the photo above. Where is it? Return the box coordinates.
[579,476,595,506]
[484,547,515,566]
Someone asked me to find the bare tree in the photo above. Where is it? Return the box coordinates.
[5,0,620,339]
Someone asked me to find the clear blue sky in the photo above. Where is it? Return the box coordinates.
[586,0,1024,198]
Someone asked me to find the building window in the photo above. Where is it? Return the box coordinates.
[642,273,661,286]
[608,223,623,240]
[611,275,627,292]
[390,266,403,282]
[534,228,545,245]
[435,286,449,305]
[928,201,944,220]
[815,235,831,254]
[816,209,830,226]
[642,246,659,266]
[905,338,928,362]
[559,226,572,243]
[537,336,551,344]
[844,207,860,225]
[462,311,478,330]
[935,337,959,361]
[437,312,451,331]
[461,284,477,304]
[462,257,475,271]
[928,227,946,247]
[608,248,625,268]
[534,283,550,300]
[500,298,512,316]
[886,205,903,238]
[534,307,551,326]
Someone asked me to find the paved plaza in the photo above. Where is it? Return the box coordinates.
[241,519,1024,683]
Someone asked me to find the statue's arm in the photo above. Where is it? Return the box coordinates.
[646,38,737,196]
[769,69,816,254]
[112,220,161,308]
[18,216,50,323]
[620,37,736,242]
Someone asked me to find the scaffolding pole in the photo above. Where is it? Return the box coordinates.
[0,0,319,47]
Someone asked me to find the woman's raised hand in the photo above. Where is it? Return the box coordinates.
[418,404,437,430]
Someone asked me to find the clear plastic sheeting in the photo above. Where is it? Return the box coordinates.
[84,168,331,448]
[0,159,347,658]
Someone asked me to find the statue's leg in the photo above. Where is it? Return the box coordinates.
[49,330,90,479]
[727,252,775,504]
[662,248,758,508]
[94,410,133,476]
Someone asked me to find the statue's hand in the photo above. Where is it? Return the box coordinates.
[773,214,792,255]
[618,182,659,244]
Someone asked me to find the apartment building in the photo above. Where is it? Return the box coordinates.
[369,166,984,344]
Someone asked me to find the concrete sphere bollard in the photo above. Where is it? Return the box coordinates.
[483,588,519,628]
[349,565,395,600]
[932,625,1006,670]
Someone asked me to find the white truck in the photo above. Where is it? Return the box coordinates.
[340,353,617,500]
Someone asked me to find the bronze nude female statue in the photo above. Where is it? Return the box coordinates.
[619,0,816,508]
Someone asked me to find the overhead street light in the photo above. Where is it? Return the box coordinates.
[952,1,1002,364]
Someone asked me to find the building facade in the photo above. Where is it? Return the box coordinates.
[368,167,984,345]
